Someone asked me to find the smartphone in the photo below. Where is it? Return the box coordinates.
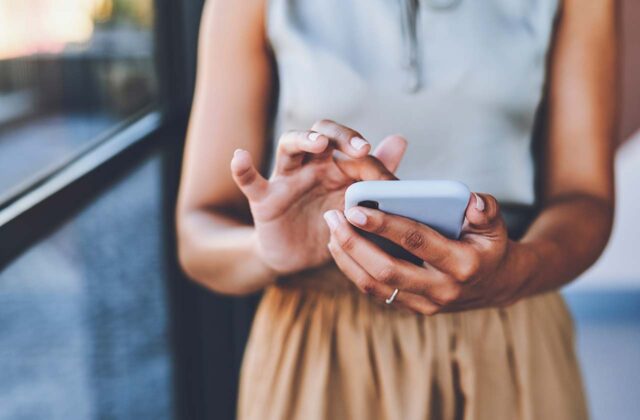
[344,180,471,264]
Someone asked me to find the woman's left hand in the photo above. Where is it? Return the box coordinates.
[324,193,531,314]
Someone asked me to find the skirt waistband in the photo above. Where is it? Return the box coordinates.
[276,265,356,294]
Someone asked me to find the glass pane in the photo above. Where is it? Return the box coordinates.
[0,154,175,419]
[0,0,158,203]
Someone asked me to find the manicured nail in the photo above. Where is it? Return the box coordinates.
[346,208,367,226]
[473,193,485,212]
[308,132,321,142]
[323,210,340,231]
[350,137,368,150]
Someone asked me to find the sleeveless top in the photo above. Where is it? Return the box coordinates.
[266,0,559,206]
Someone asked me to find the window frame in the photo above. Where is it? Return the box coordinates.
[0,2,254,420]
[0,0,192,264]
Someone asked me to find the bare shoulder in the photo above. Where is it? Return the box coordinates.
[200,0,268,46]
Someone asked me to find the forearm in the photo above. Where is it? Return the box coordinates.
[511,193,614,297]
[177,210,276,295]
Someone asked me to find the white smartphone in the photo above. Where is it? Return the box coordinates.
[344,180,471,264]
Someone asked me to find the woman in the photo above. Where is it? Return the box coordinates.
[177,0,616,418]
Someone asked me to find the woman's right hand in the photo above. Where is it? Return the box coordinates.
[231,120,407,275]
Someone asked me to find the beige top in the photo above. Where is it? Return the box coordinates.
[267,0,559,205]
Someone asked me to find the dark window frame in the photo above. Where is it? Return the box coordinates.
[0,0,193,264]
[0,3,250,420]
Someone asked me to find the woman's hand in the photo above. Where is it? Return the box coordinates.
[324,193,533,314]
[231,120,407,275]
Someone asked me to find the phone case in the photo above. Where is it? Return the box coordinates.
[344,180,471,264]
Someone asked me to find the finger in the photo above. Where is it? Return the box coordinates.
[327,209,466,307]
[463,193,502,232]
[275,130,330,173]
[324,209,451,296]
[334,155,398,181]
[311,119,371,158]
[327,237,439,315]
[344,206,476,277]
[372,135,408,173]
[230,149,269,201]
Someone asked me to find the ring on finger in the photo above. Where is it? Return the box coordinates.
[385,288,399,305]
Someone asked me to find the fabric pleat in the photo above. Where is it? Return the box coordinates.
[238,266,588,420]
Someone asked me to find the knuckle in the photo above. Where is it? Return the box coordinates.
[375,266,397,285]
[456,254,480,282]
[336,231,357,251]
[488,194,500,211]
[364,157,395,180]
[485,194,500,219]
[371,215,388,235]
[333,125,352,141]
[401,228,426,252]
[360,279,377,296]
[352,277,366,293]
[420,305,440,316]
[435,285,462,305]
[236,166,256,185]
[279,130,296,144]
[311,119,331,131]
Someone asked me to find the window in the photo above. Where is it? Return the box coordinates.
[0,1,179,418]
[0,0,158,205]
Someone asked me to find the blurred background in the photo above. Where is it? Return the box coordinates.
[0,1,638,419]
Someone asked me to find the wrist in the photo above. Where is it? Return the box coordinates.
[503,240,542,301]
[248,231,280,286]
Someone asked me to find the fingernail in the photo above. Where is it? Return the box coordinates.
[308,132,321,142]
[233,148,244,157]
[323,210,340,231]
[473,193,485,212]
[350,137,368,150]
[346,208,367,226]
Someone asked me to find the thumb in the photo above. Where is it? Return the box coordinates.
[464,193,502,232]
[230,149,269,202]
[372,135,408,173]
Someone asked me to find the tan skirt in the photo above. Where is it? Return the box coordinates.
[238,266,588,420]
